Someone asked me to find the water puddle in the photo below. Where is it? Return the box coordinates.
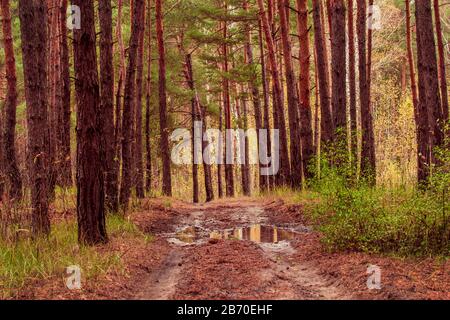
[170,224,302,245]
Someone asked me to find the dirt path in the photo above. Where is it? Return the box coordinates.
[136,200,352,300]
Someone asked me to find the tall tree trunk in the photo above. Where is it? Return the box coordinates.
[115,0,126,194]
[313,48,321,161]
[348,0,357,161]
[72,0,107,244]
[145,0,152,193]
[19,0,50,236]
[330,0,347,134]
[257,18,272,191]
[134,5,146,199]
[46,0,58,199]
[198,98,214,202]
[405,0,419,122]
[312,0,334,145]
[1,0,23,201]
[367,0,373,104]
[257,0,291,185]
[433,0,449,121]
[357,0,375,182]
[297,0,314,180]
[59,0,73,187]
[244,0,263,193]
[415,0,444,183]
[120,0,144,208]
[278,0,302,189]
[222,7,235,197]
[237,83,251,196]
[156,0,172,196]
[184,53,199,203]
[99,0,119,212]
[217,101,224,198]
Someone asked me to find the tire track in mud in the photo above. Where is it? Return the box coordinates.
[137,200,352,300]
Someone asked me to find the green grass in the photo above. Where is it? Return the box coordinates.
[0,214,150,299]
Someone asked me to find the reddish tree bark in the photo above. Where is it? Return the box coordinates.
[348,0,357,157]
[278,0,303,188]
[312,0,334,144]
[99,0,119,212]
[156,0,172,196]
[257,18,272,191]
[257,0,291,185]
[405,0,419,117]
[222,7,235,197]
[120,0,145,208]
[58,0,73,187]
[433,0,449,121]
[145,0,152,193]
[357,0,376,181]
[19,0,50,236]
[46,0,58,198]
[1,0,23,200]
[183,52,199,203]
[115,0,126,194]
[244,0,263,193]
[72,0,107,244]
[415,0,444,183]
[134,5,146,198]
[330,0,347,132]
[297,0,314,180]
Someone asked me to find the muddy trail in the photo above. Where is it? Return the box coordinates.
[135,200,352,300]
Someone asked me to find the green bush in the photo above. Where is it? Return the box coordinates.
[304,150,449,257]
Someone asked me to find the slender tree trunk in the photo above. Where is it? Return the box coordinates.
[244,0,263,193]
[19,0,50,236]
[433,0,449,121]
[46,0,58,199]
[120,0,145,208]
[312,0,334,145]
[217,101,224,198]
[59,0,73,187]
[367,0,373,104]
[156,0,172,196]
[330,0,347,133]
[297,0,314,180]
[257,0,291,185]
[72,0,107,244]
[278,0,302,188]
[134,5,146,198]
[1,0,23,201]
[348,0,357,161]
[99,0,119,212]
[183,53,199,203]
[145,0,153,193]
[198,99,214,202]
[237,83,251,196]
[222,7,235,197]
[415,0,444,183]
[357,0,375,182]
[313,48,321,160]
[257,18,272,191]
[405,0,419,119]
[115,0,126,194]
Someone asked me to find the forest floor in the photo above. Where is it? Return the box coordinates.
[15,198,449,300]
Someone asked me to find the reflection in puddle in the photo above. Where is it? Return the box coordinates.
[210,224,298,243]
[174,224,299,244]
